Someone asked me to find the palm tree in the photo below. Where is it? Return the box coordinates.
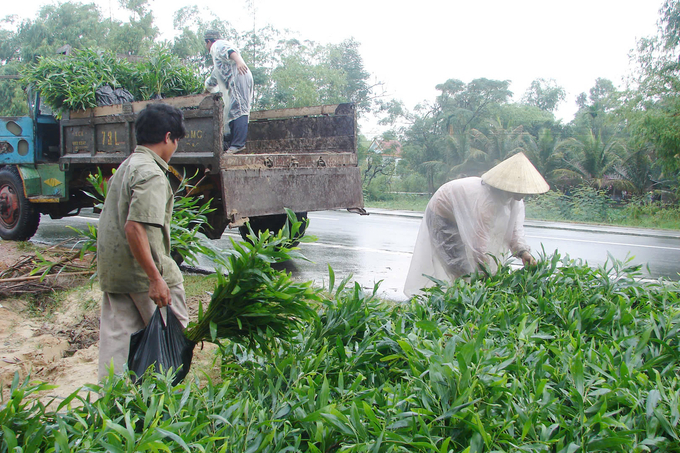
[554,129,634,191]
[445,130,488,178]
[522,128,575,187]
[469,119,528,172]
[617,140,676,196]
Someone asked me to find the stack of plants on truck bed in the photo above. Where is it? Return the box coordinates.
[20,47,202,117]
[2,252,680,452]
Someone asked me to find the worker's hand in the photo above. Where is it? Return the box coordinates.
[148,277,172,308]
[520,251,536,267]
[236,61,250,75]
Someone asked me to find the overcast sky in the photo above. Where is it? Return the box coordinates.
[6,0,664,135]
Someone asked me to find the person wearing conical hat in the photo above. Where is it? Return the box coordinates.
[204,30,254,153]
[404,152,549,296]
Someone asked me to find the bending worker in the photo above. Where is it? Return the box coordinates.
[204,30,254,153]
[404,152,549,297]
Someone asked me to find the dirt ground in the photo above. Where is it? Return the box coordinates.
[0,241,215,402]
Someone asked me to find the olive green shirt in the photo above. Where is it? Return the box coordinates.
[97,146,182,293]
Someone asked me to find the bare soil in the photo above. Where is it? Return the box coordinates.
[0,241,216,402]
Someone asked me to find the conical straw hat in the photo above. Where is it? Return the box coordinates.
[481,152,550,194]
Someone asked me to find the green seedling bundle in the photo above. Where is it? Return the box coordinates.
[185,210,321,352]
[2,253,680,452]
[20,47,202,117]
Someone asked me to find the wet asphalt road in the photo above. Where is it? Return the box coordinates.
[31,209,680,301]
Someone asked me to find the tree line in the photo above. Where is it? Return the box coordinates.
[365,1,680,204]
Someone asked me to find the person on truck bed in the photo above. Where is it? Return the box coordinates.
[97,103,189,381]
[404,152,550,297]
[204,30,254,153]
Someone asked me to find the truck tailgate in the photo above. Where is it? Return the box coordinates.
[220,103,364,222]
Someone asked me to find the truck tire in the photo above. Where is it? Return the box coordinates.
[0,167,40,241]
[239,212,308,246]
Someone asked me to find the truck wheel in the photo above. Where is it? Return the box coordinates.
[239,212,308,246]
[0,167,40,241]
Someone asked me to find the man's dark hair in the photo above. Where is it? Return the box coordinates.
[135,103,186,145]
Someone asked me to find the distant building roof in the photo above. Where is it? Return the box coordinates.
[369,139,402,158]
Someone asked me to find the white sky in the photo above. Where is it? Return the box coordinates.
[5,0,664,136]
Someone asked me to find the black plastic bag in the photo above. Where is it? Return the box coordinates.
[95,85,135,106]
[128,306,195,386]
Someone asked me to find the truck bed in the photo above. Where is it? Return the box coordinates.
[59,93,364,225]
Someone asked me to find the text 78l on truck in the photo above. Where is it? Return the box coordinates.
[0,90,366,242]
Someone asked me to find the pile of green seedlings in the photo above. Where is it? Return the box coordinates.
[21,47,202,117]
[2,250,680,452]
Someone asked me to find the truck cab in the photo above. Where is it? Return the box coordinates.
[0,91,75,239]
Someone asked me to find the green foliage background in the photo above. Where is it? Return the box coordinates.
[361,1,680,222]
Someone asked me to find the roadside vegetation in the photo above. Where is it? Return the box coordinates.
[3,252,680,451]
[525,188,680,230]
[364,194,430,213]
[364,189,680,230]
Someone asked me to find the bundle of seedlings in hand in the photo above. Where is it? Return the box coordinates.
[185,209,320,353]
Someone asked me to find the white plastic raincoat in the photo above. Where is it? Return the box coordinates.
[205,40,254,130]
[404,177,530,296]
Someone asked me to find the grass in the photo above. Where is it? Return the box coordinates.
[365,190,680,230]
[3,252,680,452]
[71,285,101,313]
[19,290,62,320]
[14,241,41,253]
[364,194,428,212]
[182,274,218,299]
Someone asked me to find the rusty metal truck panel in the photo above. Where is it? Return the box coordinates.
[221,152,357,170]
[59,94,223,172]
[67,94,211,119]
[218,102,362,223]
[246,103,356,154]
[221,167,363,220]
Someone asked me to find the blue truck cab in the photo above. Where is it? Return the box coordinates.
[0,90,75,240]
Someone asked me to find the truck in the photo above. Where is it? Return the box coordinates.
[0,91,366,242]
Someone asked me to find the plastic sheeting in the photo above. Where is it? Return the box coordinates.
[95,85,134,106]
[205,40,254,127]
[404,177,530,297]
[128,306,195,386]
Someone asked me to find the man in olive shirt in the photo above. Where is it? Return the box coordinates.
[97,103,188,380]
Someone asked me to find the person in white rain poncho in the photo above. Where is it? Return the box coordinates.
[204,30,254,153]
[404,152,550,297]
